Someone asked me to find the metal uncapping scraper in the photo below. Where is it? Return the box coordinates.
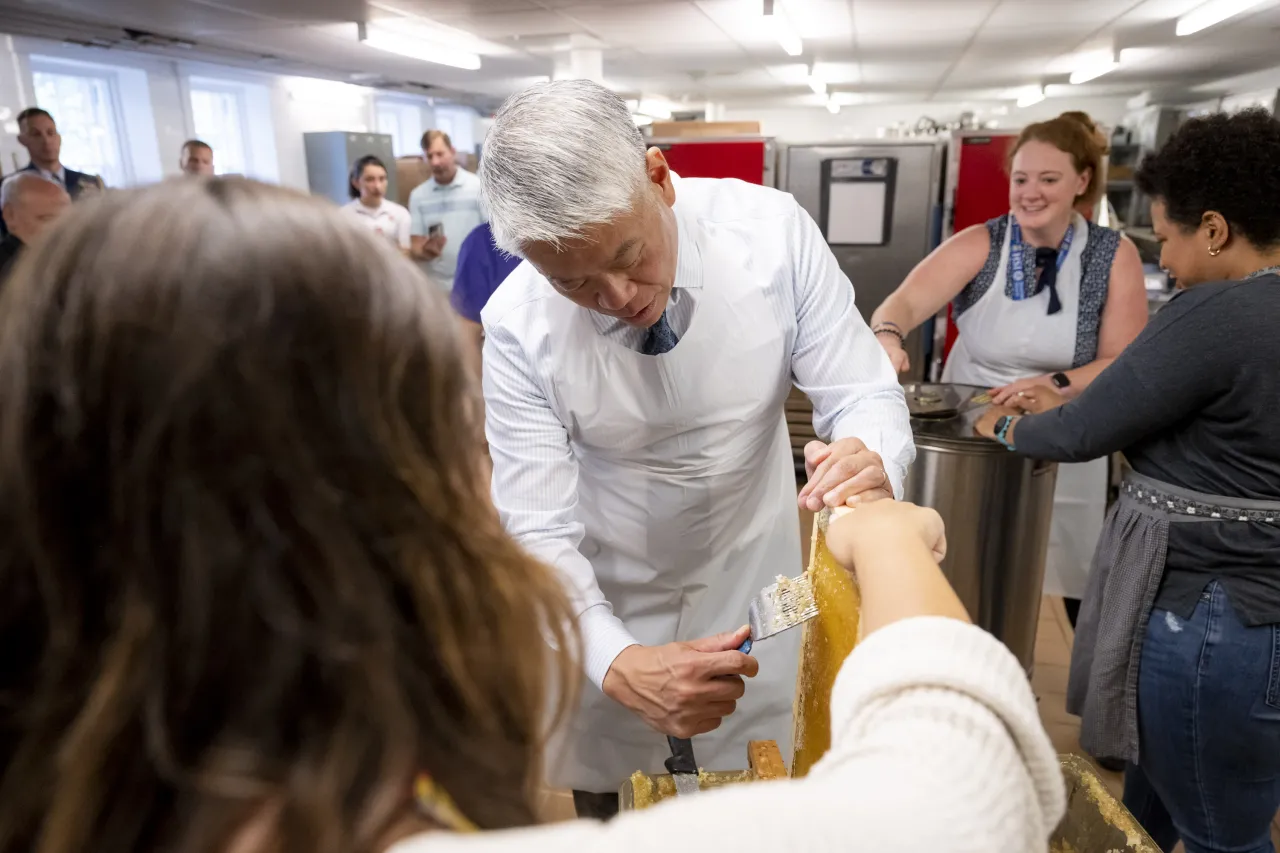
[665,735,701,797]
[662,568,825,796]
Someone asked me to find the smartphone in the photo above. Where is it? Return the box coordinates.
[428,223,443,238]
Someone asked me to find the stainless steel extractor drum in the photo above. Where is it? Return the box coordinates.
[902,383,1058,671]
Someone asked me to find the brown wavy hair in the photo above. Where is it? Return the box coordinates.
[1057,110,1111,155]
[0,178,578,853]
[1008,116,1105,208]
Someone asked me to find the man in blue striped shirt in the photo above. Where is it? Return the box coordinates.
[408,130,485,291]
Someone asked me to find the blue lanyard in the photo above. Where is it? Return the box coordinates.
[1009,218,1073,301]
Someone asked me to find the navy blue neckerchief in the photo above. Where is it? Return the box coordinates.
[1009,217,1074,315]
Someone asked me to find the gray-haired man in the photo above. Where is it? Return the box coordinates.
[479,80,914,815]
[0,172,70,280]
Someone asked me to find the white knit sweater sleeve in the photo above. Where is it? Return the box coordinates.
[392,617,1066,853]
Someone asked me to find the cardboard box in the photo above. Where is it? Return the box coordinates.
[394,154,480,206]
[395,156,431,206]
[649,120,761,139]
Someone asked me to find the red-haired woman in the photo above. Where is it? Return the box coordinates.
[870,117,1148,626]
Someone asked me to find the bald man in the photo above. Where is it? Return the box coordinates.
[179,140,215,176]
[0,173,71,279]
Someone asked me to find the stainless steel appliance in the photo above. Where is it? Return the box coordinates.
[781,140,945,469]
[781,140,945,376]
[902,383,1057,672]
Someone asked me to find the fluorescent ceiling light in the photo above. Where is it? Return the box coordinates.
[632,114,654,126]
[826,97,840,114]
[636,98,673,120]
[1016,86,1046,107]
[358,22,481,70]
[764,2,803,56]
[1176,0,1267,36]
[829,91,864,107]
[284,76,369,106]
[1069,52,1120,85]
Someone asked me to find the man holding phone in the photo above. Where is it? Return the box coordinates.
[408,130,485,291]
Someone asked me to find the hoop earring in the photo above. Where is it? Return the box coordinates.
[1208,245,1222,257]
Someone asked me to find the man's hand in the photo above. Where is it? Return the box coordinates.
[602,627,758,739]
[798,437,893,512]
[412,234,447,261]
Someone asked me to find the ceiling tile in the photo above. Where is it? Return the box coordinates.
[852,28,970,49]
[560,2,731,46]
[7,0,1280,124]
[391,0,541,15]
[696,0,853,48]
[853,0,999,33]
[983,0,1121,28]
[430,9,581,38]
[858,59,951,85]
[1116,0,1215,26]
[777,0,855,39]
[971,24,1095,49]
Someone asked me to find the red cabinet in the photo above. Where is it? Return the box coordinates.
[941,132,1019,363]
[651,138,774,186]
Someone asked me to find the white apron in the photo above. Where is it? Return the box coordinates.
[542,221,803,793]
[942,212,1107,599]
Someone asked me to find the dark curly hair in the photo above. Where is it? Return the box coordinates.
[348,154,388,199]
[1135,108,1280,248]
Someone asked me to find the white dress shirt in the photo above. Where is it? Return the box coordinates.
[483,177,914,688]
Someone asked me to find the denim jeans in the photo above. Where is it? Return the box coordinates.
[1123,582,1280,853]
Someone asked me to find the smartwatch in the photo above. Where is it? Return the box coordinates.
[1050,372,1071,389]
[993,415,1017,450]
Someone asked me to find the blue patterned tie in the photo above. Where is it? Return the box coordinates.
[642,310,679,355]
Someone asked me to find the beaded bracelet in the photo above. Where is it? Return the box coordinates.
[873,326,906,345]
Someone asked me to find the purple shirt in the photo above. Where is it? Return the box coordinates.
[451,222,521,323]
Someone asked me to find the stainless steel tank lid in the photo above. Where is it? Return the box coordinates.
[903,382,1003,450]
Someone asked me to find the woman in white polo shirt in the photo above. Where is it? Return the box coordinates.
[342,155,411,253]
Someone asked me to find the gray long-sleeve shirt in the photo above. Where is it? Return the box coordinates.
[1014,273,1280,624]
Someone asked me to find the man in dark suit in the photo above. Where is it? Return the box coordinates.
[12,107,106,198]
[0,108,104,239]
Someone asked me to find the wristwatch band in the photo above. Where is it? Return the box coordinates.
[993,415,1016,450]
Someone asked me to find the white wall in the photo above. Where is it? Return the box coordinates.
[473,114,494,153]
[147,61,191,179]
[0,35,34,174]
[0,33,480,192]
[723,96,1134,143]
[271,76,375,191]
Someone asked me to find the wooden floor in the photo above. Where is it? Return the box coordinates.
[1034,595,1122,795]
